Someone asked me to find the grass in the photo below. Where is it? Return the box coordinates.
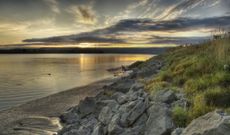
[172,106,188,127]
[146,35,230,126]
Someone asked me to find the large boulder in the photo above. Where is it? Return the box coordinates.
[181,110,230,135]
[145,102,175,135]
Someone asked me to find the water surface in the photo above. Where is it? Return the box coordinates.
[0,54,152,111]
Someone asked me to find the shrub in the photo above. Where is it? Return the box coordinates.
[172,106,188,127]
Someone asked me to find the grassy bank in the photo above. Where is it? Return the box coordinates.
[145,36,230,126]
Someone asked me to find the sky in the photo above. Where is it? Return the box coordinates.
[0,0,230,46]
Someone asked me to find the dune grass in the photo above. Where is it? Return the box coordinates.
[146,36,230,125]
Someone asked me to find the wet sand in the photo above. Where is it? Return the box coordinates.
[0,78,115,135]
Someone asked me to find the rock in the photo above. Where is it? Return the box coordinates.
[97,100,120,113]
[95,99,119,117]
[175,93,185,100]
[224,64,230,71]
[133,113,148,127]
[98,106,114,125]
[129,83,144,92]
[151,90,177,104]
[112,92,128,105]
[108,114,124,135]
[171,98,188,109]
[62,127,91,135]
[109,78,135,93]
[78,97,96,118]
[80,114,98,130]
[60,111,80,124]
[120,97,149,127]
[60,115,98,135]
[92,124,104,135]
[134,61,162,78]
[181,110,230,135]
[59,124,81,135]
[145,102,175,135]
[120,126,144,135]
[171,128,184,135]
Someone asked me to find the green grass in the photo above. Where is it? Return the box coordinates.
[172,106,188,127]
[146,36,230,125]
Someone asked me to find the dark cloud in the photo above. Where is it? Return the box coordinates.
[23,36,125,44]
[149,36,210,45]
[77,15,230,35]
[24,15,230,44]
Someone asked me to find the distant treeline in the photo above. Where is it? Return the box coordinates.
[0,47,172,54]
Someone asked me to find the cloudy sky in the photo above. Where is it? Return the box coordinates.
[0,0,230,46]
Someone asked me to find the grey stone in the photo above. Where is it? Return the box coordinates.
[60,112,80,124]
[108,114,124,135]
[129,83,144,92]
[62,127,91,135]
[80,114,98,130]
[95,99,119,117]
[133,113,148,127]
[171,98,188,109]
[112,92,128,105]
[59,124,81,135]
[151,90,177,104]
[120,126,144,135]
[120,98,149,127]
[98,106,114,125]
[109,78,135,93]
[224,64,230,71]
[78,97,96,118]
[99,100,120,113]
[171,128,184,135]
[145,102,175,135]
[181,110,230,135]
[92,124,104,135]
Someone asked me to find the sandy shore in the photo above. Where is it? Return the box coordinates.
[0,78,115,134]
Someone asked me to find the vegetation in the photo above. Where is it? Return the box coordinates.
[146,34,230,125]
[172,106,188,127]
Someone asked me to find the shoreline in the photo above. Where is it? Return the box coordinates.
[0,78,116,134]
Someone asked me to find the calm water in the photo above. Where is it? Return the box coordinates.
[0,54,152,111]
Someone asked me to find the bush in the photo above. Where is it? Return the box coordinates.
[172,106,188,127]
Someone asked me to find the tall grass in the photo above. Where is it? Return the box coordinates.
[146,35,230,126]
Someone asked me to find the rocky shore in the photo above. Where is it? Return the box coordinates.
[58,58,230,135]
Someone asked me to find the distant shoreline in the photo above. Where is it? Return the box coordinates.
[0,47,172,54]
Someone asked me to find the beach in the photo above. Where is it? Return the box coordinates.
[0,78,115,135]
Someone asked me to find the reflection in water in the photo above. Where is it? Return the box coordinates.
[0,54,152,111]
